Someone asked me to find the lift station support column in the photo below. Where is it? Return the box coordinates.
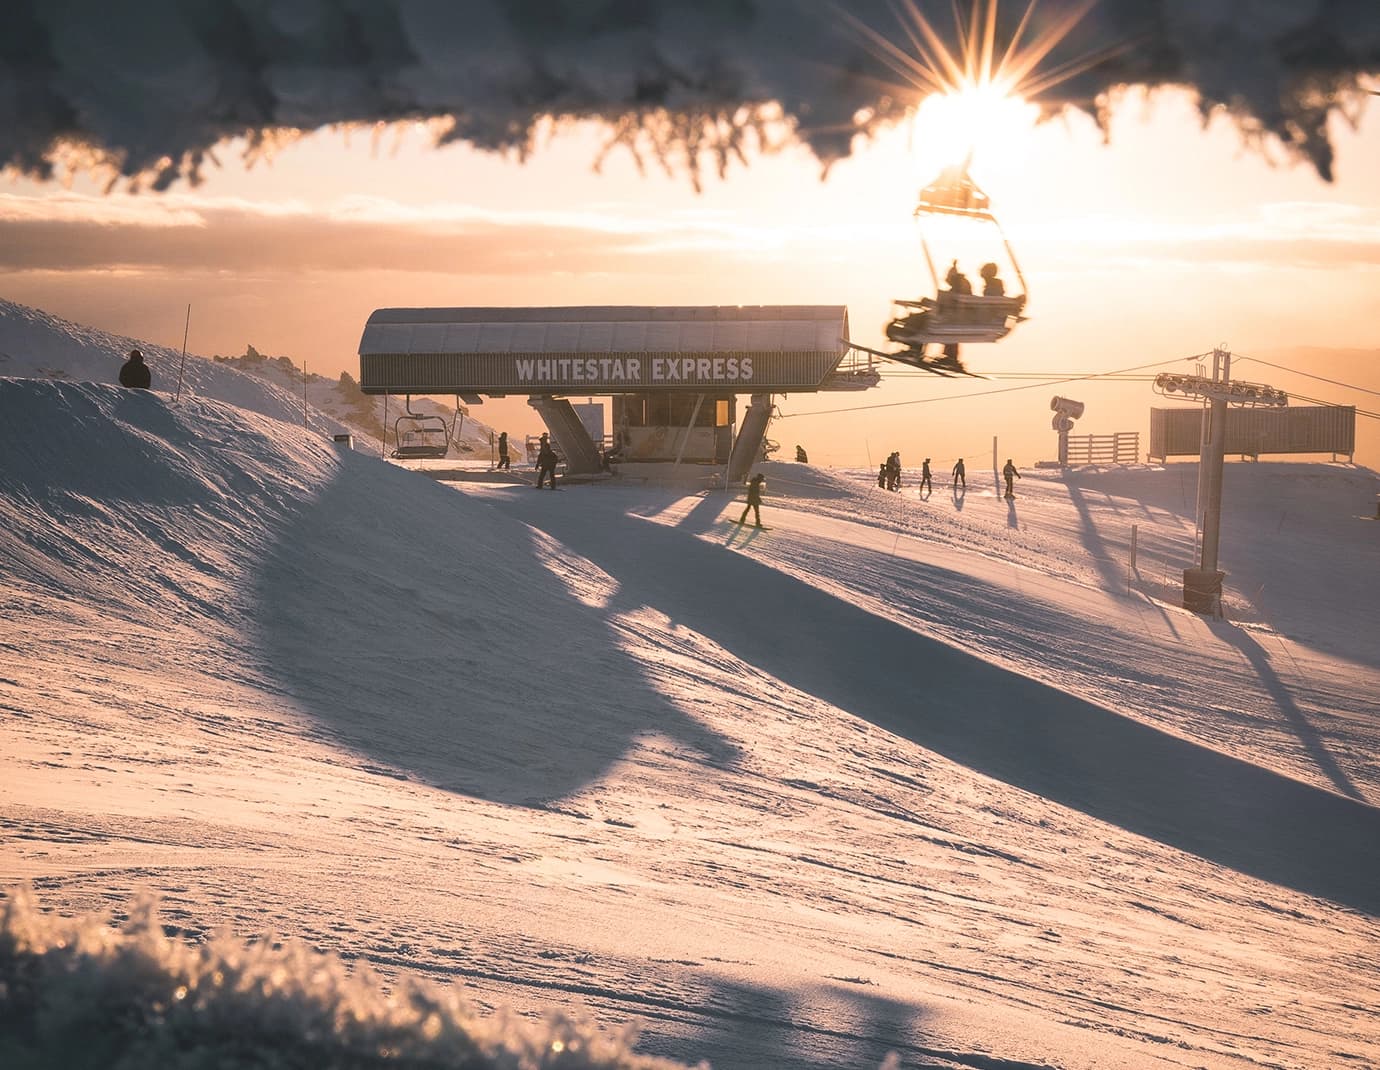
[728,394,773,484]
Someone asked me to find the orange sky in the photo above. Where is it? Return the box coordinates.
[3,86,1379,469]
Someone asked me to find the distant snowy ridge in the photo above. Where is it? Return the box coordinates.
[0,886,691,1070]
[0,298,506,455]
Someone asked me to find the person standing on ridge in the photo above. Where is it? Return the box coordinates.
[951,457,966,490]
[118,348,151,389]
[920,458,933,495]
[878,463,888,489]
[496,431,510,470]
[739,473,766,527]
[535,434,558,489]
[1003,458,1021,499]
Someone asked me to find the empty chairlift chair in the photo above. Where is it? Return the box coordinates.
[390,395,463,460]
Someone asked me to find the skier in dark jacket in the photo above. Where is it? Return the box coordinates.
[118,348,151,389]
[951,457,966,490]
[1003,458,1021,498]
[920,458,933,494]
[739,473,765,527]
[878,463,888,489]
[496,431,510,470]
[535,434,558,489]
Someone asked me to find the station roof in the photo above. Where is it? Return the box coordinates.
[359,305,848,358]
[357,305,856,396]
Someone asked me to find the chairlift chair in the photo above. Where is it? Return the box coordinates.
[389,395,464,460]
[884,161,1029,352]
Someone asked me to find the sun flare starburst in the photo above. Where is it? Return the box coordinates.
[838,0,1121,172]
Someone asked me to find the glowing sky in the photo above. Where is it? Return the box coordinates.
[5,80,1378,469]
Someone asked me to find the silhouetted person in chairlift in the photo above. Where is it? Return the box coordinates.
[738,473,766,527]
[951,457,966,490]
[118,348,151,389]
[945,260,973,295]
[920,458,933,495]
[980,262,1005,297]
[496,431,511,470]
[535,433,558,489]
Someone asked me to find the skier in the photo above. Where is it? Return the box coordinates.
[496,431,510,470]
[920,458,932,495]
[795,444,809,464]
[951,457,966,490]
[738,473,765,527]
[1003,458,1021,498]
[118,348,151,389]
[886,451,901,491]
[535,434,558,489]
[933,343,964,373]
[878,463,888,489]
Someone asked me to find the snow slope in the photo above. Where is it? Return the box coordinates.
[0,298,509,457]
[2,377,1379,1070]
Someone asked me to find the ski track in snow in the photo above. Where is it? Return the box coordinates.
[2,376,1380,1070]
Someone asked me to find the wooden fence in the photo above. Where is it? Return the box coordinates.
[1065,432,1140,465]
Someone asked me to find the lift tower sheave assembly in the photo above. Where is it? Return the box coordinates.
[1153,347,1288,613]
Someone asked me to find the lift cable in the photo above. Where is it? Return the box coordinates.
[776,353,1211,420]
[1230,353,1380,399]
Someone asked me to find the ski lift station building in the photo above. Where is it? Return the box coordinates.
[358,305,879,479]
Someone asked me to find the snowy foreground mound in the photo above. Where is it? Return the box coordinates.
[3,378,1380,1069]
[0,888,681,1070]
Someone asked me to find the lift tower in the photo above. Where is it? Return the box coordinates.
[1153,347,1288,612]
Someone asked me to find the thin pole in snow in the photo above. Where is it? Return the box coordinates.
[174,304,191,401]
[302,361,308,429]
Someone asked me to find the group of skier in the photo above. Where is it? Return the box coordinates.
[878,453,989,495]
[878,451,904,491]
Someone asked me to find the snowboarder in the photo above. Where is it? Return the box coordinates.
[920,458,933,495]
[951,457,966,490]
[739,473,765,527]
[1003,458,1021,498]
[118,348,151,389]
[496,431,510,470]
[535,434,558,489]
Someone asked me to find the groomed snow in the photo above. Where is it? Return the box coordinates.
[3,371,1379,1070]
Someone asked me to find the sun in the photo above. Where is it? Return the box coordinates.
[912,78,1040,172]
[837,0,1117,173]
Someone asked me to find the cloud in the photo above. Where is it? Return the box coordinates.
[0,192,774,276]
[2,1,1376,192]
[5,188,1380,281]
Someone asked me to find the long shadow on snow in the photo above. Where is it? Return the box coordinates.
[252,452,739,807]
[493,491,1380,915]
